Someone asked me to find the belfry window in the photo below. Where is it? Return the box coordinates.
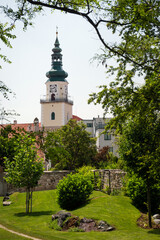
[51,93,55,101]
[51,112,55,120]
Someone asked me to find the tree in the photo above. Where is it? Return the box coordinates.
[118,113,160,228]
[0,22,16,69]
[0,125,18,168]
[1,1,159,75]
[4,132,44,213]
[1,1,159,127]
[92,146,110,168]
[44,119,97,170]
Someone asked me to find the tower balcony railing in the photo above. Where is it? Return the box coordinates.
[40,95,73,105]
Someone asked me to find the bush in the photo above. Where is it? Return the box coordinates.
[77,166,102,190]
[125,174,160,213]
[57,173,93,210]
[77,166,94,182]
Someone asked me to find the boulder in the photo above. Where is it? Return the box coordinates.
[63,216,80,230]
[153,219,160,225]
[153,214,160,219]
[51,211,115,232]
[97,220,114,231]
[3,201,12,206]
[52,210,71,227]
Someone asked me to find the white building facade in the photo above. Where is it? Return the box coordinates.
[83,117,118,156]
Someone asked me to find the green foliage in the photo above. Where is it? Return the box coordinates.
[4,132,44,213]
[125,174,160,214]
[57,172,93,210]
[4,133,44,189]
[0,22,16,68]
[119,115,160,183]
[92,147,122,170]
[77,166,103,190]
[0,125,19,168]
[77,165,94,181]
[49,219,62,231]
[44,119,97,170]
[119,114,160,227]
[92,146,110,168]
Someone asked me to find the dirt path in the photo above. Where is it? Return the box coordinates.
[0,224,43,240]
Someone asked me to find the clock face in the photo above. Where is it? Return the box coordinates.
[50,84,57,93]
[64,85,68,94]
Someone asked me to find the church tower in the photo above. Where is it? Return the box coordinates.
[40,31,73,129]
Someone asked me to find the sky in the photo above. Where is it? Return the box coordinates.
[1,4,117,124]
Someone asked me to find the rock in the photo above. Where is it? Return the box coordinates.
[153,219,160,225]
[153,214,160,219]
[51,214,59,221]
[52,210,71,227]
[58,211,71,221]
[79,221,97,232]
[97,220,112,231]
[63,216,80,230]
[51,211,115,232]
[58,218,64,227]
[80,217,94,223]
[3,201,12,206]
[106,226,115,231]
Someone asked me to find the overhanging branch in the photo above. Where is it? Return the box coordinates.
[25,0,158,73]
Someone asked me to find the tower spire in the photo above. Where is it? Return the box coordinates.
[46,31,68,82]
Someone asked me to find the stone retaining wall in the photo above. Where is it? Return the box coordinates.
[0,169,126,196]
[93,169,126,192]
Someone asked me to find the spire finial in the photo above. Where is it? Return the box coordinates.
[56,26,58,38]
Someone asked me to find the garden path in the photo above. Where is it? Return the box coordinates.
[0,224,43,240]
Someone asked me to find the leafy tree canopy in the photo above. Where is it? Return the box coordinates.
[118,113,160,227]
[1,0,159,132]
[1,0,159,73]
[44,119,97,170]
[4,132,44,213]
[0,125,19,168]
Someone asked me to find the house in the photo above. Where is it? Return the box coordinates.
[83,117,118,156]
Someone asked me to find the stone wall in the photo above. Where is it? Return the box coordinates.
[93,169,126,192]
[0,169,126,196]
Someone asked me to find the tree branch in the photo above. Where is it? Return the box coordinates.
[25,0,158,73]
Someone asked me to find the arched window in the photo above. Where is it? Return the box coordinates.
[51,93,55,101]
[51,112,55,120]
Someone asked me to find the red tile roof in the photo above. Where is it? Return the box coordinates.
[72,115,82,121]
[0,123,41,132]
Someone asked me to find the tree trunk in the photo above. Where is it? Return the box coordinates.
[147,181,152,228]
[26,188,31,214]
[30,191,33,213]
[26,189,29,214]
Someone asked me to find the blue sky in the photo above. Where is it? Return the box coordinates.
[1,7,116,124]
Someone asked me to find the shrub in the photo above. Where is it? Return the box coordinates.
[57,173,93,210]
[77,166,94,182]
[125,174,160,213]
[77,166,102,190]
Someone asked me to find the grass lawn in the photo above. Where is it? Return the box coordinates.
[0,190,159,240]
[0,228,32,240]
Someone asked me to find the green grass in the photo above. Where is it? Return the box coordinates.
[0,190,159,240]
[0,228,32,240]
